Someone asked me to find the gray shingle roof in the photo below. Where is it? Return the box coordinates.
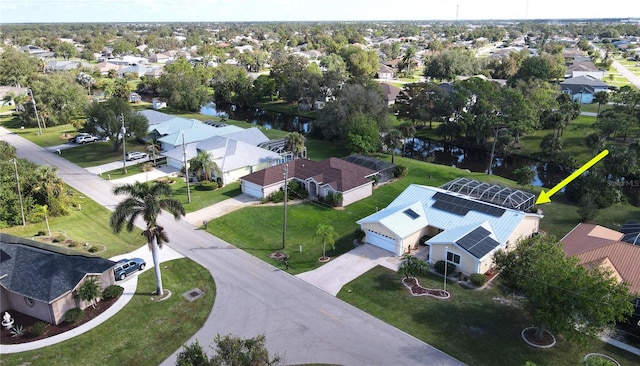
[0,234,116,303]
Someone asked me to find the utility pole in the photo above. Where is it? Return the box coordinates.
[13,158,26,226]
[182,132,191,203]
[282,163,288,249]
[120,113,127,174]
[27,88,43,135]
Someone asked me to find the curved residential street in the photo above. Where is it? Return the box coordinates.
[1,127,465,366]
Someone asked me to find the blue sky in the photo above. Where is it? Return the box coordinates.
[1,0,638,24]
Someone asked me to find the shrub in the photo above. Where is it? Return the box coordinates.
[470,273,487,287]
[36,230,46,236]
[29,321,48,336]
[68,240,82,248]
[394,165,408,178]
[103,285,124,299]
[434,260,456,275]
[269,190,284,203]
[216,177,223,188]
[354,228,365,242]
[65,308,84,323]
[325,191,343,207]
[197,181,217,191]
[88,245,98,253]
[52,234,66,243]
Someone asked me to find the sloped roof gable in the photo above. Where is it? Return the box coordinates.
[0,234,116,303]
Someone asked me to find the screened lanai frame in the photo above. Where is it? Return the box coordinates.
[440,177,536,212]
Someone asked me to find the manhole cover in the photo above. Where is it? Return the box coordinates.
[182,288,204,302]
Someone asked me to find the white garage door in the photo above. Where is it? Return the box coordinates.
[242,181,263,198]
[366,231,396,255]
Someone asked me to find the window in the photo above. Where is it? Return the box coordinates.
[446,251,461,265]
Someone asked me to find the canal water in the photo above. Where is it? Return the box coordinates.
[200,102,565,188]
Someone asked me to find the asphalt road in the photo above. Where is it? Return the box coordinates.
[1,127,465,366]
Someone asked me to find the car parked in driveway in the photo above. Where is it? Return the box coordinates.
[113,258,146,280]
[76,134,99,144]
[125,151,148,161]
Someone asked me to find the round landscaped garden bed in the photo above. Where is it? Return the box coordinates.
[521,327,556,348]
[583,353,621,366]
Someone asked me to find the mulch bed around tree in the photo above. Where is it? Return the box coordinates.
[402,277,450,299]
[522,327,556,348]
[0,295,120,345]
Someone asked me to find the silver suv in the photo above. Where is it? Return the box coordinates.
[125,151,148,161]
[76,134,99,144]
[113,258,146,280]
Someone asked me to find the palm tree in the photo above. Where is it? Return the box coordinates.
[593,91,609,124]
[385,129,403,164]
[146,139,161,166]
[402,46,416,75]
[315,224,338,261]
[398,122,416,157]
[284,132,306,158]
[110,182,185,295]
[189,151,221,182]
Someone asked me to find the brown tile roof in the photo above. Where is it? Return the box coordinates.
[572,241,640,295]
[560,223,624,256]
[241,158,376,192]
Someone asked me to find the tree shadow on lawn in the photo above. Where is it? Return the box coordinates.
[373,272,403,292]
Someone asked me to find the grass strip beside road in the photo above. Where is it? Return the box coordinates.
[337,267,640,366]
[1,258,215,366]
[0,186,143,259]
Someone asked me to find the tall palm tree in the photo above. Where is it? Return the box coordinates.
[402,46,416,75]
[593,91,609,124]
[189,151,221,182]
[146,139,161,166]
[110,182,185,295]
[385,129,403,163]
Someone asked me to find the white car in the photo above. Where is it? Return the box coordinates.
[125,151,148,161]
[76,135,99,144]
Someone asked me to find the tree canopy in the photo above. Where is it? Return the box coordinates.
[494,234,633,343]
[84,97,149,152]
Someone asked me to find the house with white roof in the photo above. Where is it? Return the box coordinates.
[357,180,542,275]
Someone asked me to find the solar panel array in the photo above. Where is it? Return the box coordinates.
[432,192,506,217]
[456,227,500,258]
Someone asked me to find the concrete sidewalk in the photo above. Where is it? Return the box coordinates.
[296,244,402,296]
[1,245,184,354]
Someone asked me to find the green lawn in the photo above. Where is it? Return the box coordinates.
[56,138,149,168]
[170,180,242,213]
[0,186,143,259]
[1,258,215,366]
[580,103,613,114]
[337,266,640,366]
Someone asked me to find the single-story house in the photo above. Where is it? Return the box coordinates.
[559,75,609,104]
[118,64,148,78]
[378,83,402,106]
[45,60,79,72]
[0,233,116,325]
[341,154,396,183]
[377,64,395,80]
[145,68,164,79]
[157,122,244,152]
[561,223,640,296]
[356,182,542,274]
[565,61,604,80]
[241,158,377,207]
[164,134,282,185]
[95,61,122,75]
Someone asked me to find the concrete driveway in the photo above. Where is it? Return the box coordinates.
[296,244,402,296]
